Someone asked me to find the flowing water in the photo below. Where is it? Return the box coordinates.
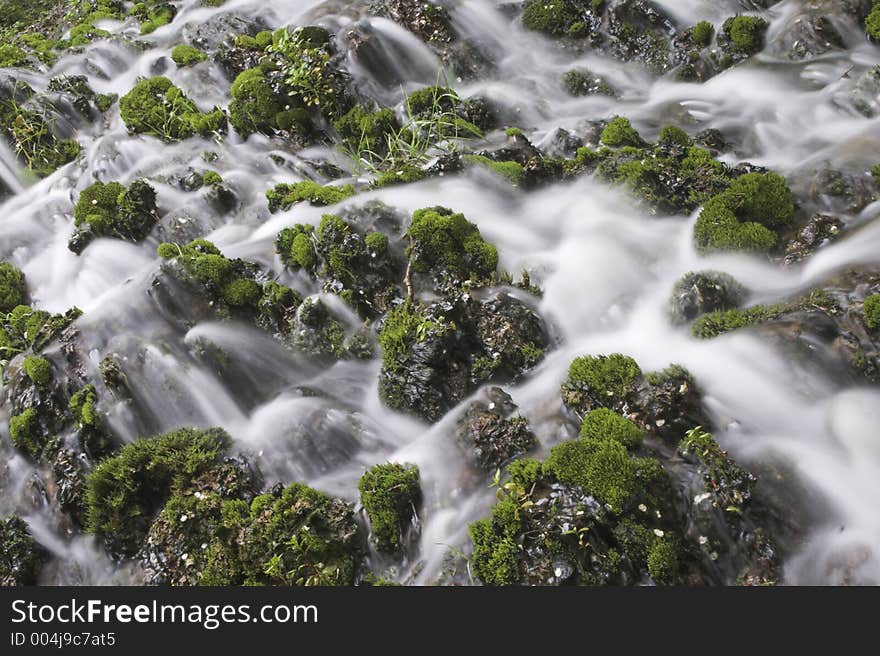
[2,0,880,585]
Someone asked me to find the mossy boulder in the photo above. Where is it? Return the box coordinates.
[0,515,44,585]
[69,179,158,253]
[85,427,234,557]
[266,181,355,212]
[693,172,794,253]
[405,206,498,283]
[358,462,421,554]
[171,44,207,67]
[864,294,880,330]
[275,213,404,319]
[119,77,227,141]
[722,15,769,55]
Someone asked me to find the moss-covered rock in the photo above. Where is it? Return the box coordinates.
[8,407,49,459]
[864,294,880,330]
[0,515,43,585]
[171,44,207,67]
[130,1,176,35]
[561,353,642,414]
[0,261,26,313]
[21,354,51,386]
[69,179,158,253]
[693,172,794,253]
[119,77,226,141]
[669,271,747,325]
[691,304,786,339]
[85,427,233,557]
[405,206,498,282]
[579,407,643,450]
[722,15,769,55]
[266,181,355,213]
[358,462,421,554]
[600,116,647,148]
[69,383,113,458]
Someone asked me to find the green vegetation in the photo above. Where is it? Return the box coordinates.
[579,408,643,450]
[693,172,794,253]
[600,116,647,148]
[171,44,206,67]
[9,408,48,459]
[0,262,26,313]
[463,155,524,185]
[0,515,42,585]
[692,21,715,47]
[378,302,421,373]
[563,353,642,406]
[521,0,588,36]
[22,355,51,385]
[405,206,498,280]
[266,181,355,213]
[659,125,691,148]
[869,5,880,40]
[691,304,785,339]
[130,1,176,35]
[358,463,421,553]
[70,179,158,251]
[723,16,769,55]
[863,294,880,329]
[119,77,226,141]
[85,427,232,556]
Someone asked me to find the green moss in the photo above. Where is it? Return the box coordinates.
[506,458,543,489]
[561,69,615,97]
[171,44,206,67]
[463,155,524,185]
[0,515,42,586]
[406,86,456,117]
[0,43,28,67]
[600,116,646,148]
[71,179,158,250]
[543,439,662,513]
[564,353,642,404]
[693,172,793,254]
[521,0,581,36]
[130,1,176,35]
[647,538,680,584]
[0,262,25,313]
[275,224,316,270]
[659,125,691,148]
[9,408,46,459]
[69,384,99,428]
[723,15,768,55]
[378,302,421,373]
[406,206,498,280]
[2,304,81,353]
[119,77,226,141]
[692,21,714,47]
[358,462,421,553]
[691,304,785,339]
[505,127,524,137]
[863,294,880,329]
[372,165,425,188]
[85,427,231,556]
[364,231,388,255]
[266,181,355,212]
[868,6,880,40]
[0,100,80,176]
[579,408,643,450]
[333,104,399,158]
[190,254,232,285]
[228,68,284,137]
[202,170,222,187]
[469,498,522,585]
[22,355,51,386]
[221,278,262,307]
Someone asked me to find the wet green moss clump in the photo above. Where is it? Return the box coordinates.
[0,262,26,313]
[0,515,43,585]
[171,44,206,67]
[266,181,356,212]
[119,77,226,141]
[130,1,176,35]
[69,384,113,457]
[334,105,400,159]
[561,353,642,412]
[691,21,715,47]
[358,463,421,554]
[406,206,498,281]
[600,116,647,148]
[8,407,47,459]
[70,179,158,253]
[522,0,595,37]
[579,408,643,450]
[693,172,794,253]
[276,213,402,318]
[862,293,880,329]
[562,68,616,97]
[0,304,81,354]
[85,427,232,556]
[691,304,785,339]
[723,16,768,55]
[868,5,880,40]
[463,155,524,186]
[22,355,51,386]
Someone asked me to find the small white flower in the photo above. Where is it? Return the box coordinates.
[698,536,708,545]
[180,514,188,522]
[638,504,647,512]
[653,529,665,537]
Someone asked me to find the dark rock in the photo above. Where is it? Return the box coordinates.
[783,214,844,266]
[669,271,748,325]
[454,388,537,470]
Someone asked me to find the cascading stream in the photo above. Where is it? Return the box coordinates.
[1,0,879,585]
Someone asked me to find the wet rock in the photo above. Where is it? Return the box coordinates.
[669,271,748,325]
[51,448,89,526]
[607,0,677,74]
[783,214,844,266]
[454,388,537,470]
[379,290,548,422]
[0,515,45,586]
[806,168,875,214]
[370,0,455,45]
[850,65,880,117]
[771,10,846,61]
[538,128,584,159]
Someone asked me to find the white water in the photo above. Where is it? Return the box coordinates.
[2,0,880,584]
